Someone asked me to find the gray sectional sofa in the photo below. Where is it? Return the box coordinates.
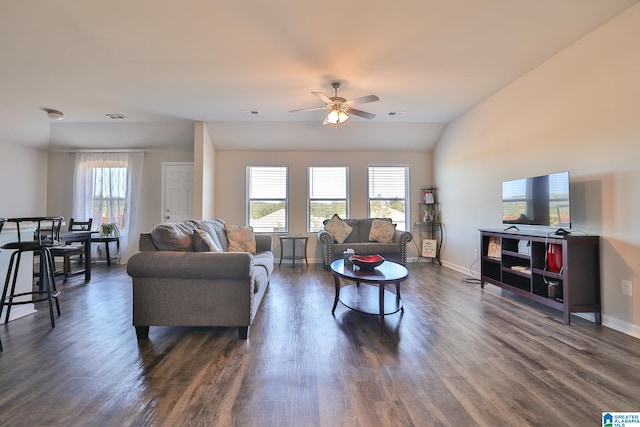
[317,217,412,270]
[126,219,273,339]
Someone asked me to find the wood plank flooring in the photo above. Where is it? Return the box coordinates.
[1,261,639,426]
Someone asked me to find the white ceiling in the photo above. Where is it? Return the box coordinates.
[1,0,637,152]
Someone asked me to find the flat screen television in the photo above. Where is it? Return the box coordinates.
[502,171,571,229]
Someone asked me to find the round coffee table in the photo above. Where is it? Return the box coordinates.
[330,259,409,335]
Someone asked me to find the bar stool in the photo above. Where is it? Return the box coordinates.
[0,218,5,351]
[1,217,63,329]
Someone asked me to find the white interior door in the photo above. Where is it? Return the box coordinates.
[162,163,194,223]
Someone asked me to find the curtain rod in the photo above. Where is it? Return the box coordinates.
[63,149,147,154]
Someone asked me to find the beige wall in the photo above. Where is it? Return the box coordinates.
[213,150,433,262]
[0,141,48,217]
[46,150,194,234]
[434,4,640,336]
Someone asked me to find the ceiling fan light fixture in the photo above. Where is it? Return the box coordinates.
[291,81,377,127]
[326,109,349,125]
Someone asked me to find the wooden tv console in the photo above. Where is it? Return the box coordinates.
[479,228,601,325]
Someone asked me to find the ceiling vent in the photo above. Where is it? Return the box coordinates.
[387,111,405,117]
[105,113,127,120]
[241,110,260,115]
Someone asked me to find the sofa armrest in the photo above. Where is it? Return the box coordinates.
[317,230,335,269]
[394,230,413,265]
[127,251,254,280]
[393,230,413,244]
[255,234,272,253]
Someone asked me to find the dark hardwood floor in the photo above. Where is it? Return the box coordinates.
[1,260,639,426]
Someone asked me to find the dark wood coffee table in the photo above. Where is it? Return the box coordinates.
[330,259,409,335]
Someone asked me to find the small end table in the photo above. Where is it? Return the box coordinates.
[91,236,120,266]
[278,235,309,269]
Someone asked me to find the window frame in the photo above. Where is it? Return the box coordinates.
[246,166,288,233]
[307,166,350,232]
[367,166,410,231]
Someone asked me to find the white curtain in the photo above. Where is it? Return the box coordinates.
[73,152,144,264]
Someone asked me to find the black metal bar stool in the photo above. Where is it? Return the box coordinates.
[1,217,63,329]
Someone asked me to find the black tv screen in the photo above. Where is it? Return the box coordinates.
[502,171,571,228]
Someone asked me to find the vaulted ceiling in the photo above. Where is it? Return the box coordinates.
[1,0,637,152]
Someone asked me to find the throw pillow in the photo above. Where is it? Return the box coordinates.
[225,224,256,253]
[193,229,222,252]
[150,222,195,251]
[324,213,353,244]
[187,219,227,252]
[369,219,396,243]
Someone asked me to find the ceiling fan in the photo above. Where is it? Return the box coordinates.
[289,82,379,127]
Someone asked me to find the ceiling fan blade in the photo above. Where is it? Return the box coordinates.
[289,106,330,113]
[311,91,333,104]
[345,94,379,106]
[346,108,376,120]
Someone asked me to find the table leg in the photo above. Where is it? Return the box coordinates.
[105,241,111,266]
[84,236,91,281]
[304,238,308,265]
[279,238,283,267]
[332,274,340,314]
[379,282,385,335]
[396,281,404,313]
[292,240,296,269]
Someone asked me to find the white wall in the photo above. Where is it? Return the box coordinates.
[214,150,433,262]
[194,122,215,219]
[0,141,48,217]
[434,4,640,336]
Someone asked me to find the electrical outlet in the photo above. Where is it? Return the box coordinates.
[621,280,633,296]
[474,249,478,259]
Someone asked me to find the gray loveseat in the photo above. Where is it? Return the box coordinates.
[126,219,273,339]
[317,217,412,270]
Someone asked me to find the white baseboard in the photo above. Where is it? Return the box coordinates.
[1,304,36,321]
[437,259,640,340]
[599,315,640,340]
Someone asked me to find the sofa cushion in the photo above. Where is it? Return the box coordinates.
[193,229,222,252]
[369,219,396,243]
[253,251,275,293]
[324,214,353,244]
[225,224,257,253]
[187,219,227,252]
[150,222,196,251]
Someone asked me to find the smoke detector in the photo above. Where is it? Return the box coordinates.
[43,108,64,120]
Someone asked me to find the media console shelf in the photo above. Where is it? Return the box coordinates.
[479,228,601,325]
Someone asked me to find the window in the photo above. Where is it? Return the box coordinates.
[247,166,288,232]
[308,166,349,232]
[73,152,144,262]
[368,166,409,231]
[92,165,127,228]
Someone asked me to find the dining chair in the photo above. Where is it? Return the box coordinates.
[50,218,93,282]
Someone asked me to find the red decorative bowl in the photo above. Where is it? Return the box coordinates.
[349,254,385,270]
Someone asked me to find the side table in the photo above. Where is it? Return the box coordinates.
[278,235,309,269]
[91,236,120,266]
